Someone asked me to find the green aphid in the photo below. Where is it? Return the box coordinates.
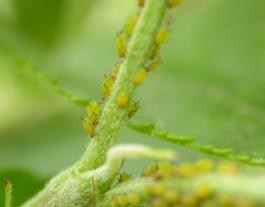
[155,27,169,45]
[86,101,101,125]
[124,14,139,37]
[128,101,140,118]
[116,32,128,58]
[83,118,95,138]
[102,77,114,101]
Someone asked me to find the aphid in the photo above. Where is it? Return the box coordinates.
[115,195,129,206]
[151,183,166,196]
[143,163,158,177]
[217,195,235,206]
[181,194,197,207]
[128,101,140,118]
[83,119,95,137]
[118,172,132,183]
[127,193,141,205]
[156,162,175,179]
[144,186,153,195]
[150,198,168,207]
[176,163,196,178]
[195,184,212,200]
[111,64,121,80]
[102,77,114,101]
[134,68,148,85]
[168,0,182,8]
[124,14,139,37]
[138,0,145,7]
[195,159,213,173]
[155,27,170,45]
[86,101,101,125]
[201,201,215,207]
[217,163,240,175]
[116,32,128,58]
[117,91,128,108]
[147,58,161,72]
[149,45,160,60]
[235,197,255,207]
[164,190,180,204]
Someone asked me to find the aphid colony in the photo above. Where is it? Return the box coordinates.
[112,160,263,207]
[83,0,179,138]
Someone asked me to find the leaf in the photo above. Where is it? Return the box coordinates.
[128,122,265,167]
[14,57,89,107]
[0,169,48,207]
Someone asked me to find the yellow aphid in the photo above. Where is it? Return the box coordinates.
[111,64,120,80]
[196,159,213,173]
[83,119,95,137]
[143,163,158,177]
[155,27,169,45]
[176,163,195,178]
[195,184,212,200]
[102,77,114,101]
[151,199,168,207]
[86,101,101,124]
[117,91,128,108]
[138,0,145,7]
[144,186,153,195]
[152,183,166,196]
[201,201,215,207]
[118,172,132,183]
[134,68,148,85]
[149,45,160,60]
[124,14,139,37]
[156,162,175,179]
[147,58,161,72]
[164,190,180,204]
[116,32,128,58]
[168,0,182,8]
[181,194,197,207]
[217,195,235,206]
[115,196,128,206]
[128,101,140,118]
[127,193,141,205]
[218,163,240,175]
[235,197,255,207]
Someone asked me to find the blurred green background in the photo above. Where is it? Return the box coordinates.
[0,0,265,205]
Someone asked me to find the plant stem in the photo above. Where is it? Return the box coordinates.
[76,0,167,172]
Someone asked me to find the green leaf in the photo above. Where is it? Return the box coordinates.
[14,57,89,107]
[129,122,265,167]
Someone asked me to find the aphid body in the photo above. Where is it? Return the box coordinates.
[117,91,128,108]
[116,32,128,58]
[124,14,139,37]
[102,77,114,101]
[134,68,148,85]
[155,27,169,45]
[168,0,182,8]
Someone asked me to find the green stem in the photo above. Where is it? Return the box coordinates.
[76,0,167,172]
[4,179,13,207]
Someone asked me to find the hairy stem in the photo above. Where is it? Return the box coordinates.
[76,0,167,172]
